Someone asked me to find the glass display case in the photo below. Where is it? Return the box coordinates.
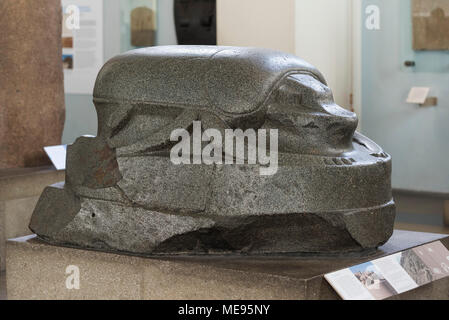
[399,0,449,73]
[120,0,158,52]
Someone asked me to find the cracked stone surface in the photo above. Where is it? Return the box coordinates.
[29,46,396,255]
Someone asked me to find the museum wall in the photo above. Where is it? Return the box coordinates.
[217,0,296,54]
[361,0,449,194]
[156,0,178,45]
[295,0,353,111]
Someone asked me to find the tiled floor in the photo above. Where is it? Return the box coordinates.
[1,271,6,300]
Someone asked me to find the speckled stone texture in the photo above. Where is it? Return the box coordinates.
[30,46,395,256]
[0,0,65,169]
[5,231,449,300]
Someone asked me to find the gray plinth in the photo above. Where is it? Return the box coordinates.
[5,230,449,300]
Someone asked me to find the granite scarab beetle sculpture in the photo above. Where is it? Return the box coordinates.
[30,46,395,256]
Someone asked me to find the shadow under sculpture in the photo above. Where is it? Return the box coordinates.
[29,46,395,256]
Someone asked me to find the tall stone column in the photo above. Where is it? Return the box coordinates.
[0,0,65,169]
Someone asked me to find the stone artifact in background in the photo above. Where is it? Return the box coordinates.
[174,0,216,45]
[412,0,449,50]
[131,7,156,47]
[30,46,395,256]
[0,0,65,169]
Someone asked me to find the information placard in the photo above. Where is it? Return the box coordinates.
[325,241,449,300]
[44,145,67,171]
[61,0,104,94]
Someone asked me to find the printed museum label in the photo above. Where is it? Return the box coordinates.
[44,145,67,171]
[325,241,449,300]
[406,87,430,104]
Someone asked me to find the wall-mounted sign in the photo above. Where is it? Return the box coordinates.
[62,0,104,94]
[406,87,430,104]
[44,145,67,171]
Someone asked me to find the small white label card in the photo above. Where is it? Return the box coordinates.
[44,145,67,170]
[406,87,430,104]
[325,241,449,300]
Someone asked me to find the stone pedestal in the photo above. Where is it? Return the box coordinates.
[0,271,5,300]
[5,230,449,300]
[0,167,65,271]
